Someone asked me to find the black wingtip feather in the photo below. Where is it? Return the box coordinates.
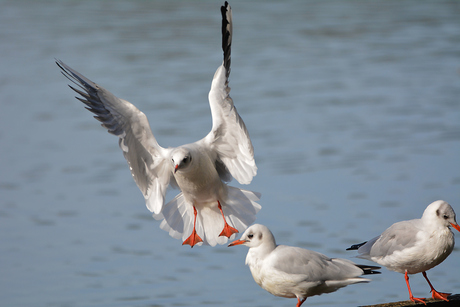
[57,60,124,138]
[356,264,381,275]
[346,241,367,251]
[69,85,92,101]
[221,1,232,79]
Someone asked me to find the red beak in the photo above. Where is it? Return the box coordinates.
[450,222,460,232]
[228,239,246,247]
[174,164,179,174]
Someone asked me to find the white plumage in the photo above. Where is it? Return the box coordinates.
[347,200,460,304]
[57,1,260,247]
[229,224,379,307]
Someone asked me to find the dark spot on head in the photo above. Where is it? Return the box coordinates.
[258,233,263,240]
[436,209,440,217]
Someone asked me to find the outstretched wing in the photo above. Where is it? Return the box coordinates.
[202,1,257,185]
[57,60,174,214]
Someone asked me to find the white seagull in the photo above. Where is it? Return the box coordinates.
[56,1,261,247]
[229,224,380,307]
[347,200,460,304]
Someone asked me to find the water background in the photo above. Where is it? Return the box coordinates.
[1,1,459,306]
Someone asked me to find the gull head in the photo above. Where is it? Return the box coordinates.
[423,200,460,232]
[171,147,193,174]
[228,224,276,249]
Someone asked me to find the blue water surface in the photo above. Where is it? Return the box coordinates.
[1,1,459,306]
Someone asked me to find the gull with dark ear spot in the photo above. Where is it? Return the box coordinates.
[229,224,380,307]
[56,1,260,247]
[347,200,460,304]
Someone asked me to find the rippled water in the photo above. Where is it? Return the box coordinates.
[1,1,460,306]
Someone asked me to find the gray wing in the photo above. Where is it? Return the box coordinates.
[57,60,174,214]
[200,2,257,185]
[272,246,363,281]
[358,219,421,258]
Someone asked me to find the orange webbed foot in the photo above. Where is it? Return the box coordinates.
[182,206,202,248]
[219,223,239,238]
[217,200,239,238]
[409,296,426,305]
[431,290,450,302]
[182,230,203,248]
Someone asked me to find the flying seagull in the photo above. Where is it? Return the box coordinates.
[57,1,260,247]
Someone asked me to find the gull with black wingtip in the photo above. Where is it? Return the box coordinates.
[56,2,260,247]
[347,200,460,304]
[229,224,380,307]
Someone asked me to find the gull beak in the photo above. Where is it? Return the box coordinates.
[174,164,179,174]
[228,239,247,247]
[450,222,460,232]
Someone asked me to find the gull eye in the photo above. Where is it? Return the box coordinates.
[247,234,254,239]
[443,215,449,220]
[182,156,191,164]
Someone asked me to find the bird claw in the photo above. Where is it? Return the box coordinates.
[409,296,426,305]
[219,223,239,238]
[431,290,450,301]
[217,200,239,238]
[182,230,203,248]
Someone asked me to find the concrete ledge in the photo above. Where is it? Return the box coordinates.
[361,294,460,307]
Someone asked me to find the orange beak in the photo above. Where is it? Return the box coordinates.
[450,222,460,232]
[228,239,246,247]
[174,164,179,174]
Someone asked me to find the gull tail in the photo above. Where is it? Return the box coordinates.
[154,186,261,247]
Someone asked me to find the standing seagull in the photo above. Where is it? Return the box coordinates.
[229,224,380,307]
[347,200,460,304]
[56,1,261,247]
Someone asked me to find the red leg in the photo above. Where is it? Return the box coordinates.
[217,200,239,238]
[405,271,426,305]
[296,297,306,307]
[182,206,203,248]
[422,271,450,302]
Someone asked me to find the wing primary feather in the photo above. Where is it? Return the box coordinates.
[346,241,368,251]
[56,59,171,213]
[355,264,381,275]
[221,1,232,80]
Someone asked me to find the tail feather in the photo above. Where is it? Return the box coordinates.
[325,278,371,290]
[154,186,261,246]
[154,193,189,241]
[199,207,228,246]
[225,187,261,227]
